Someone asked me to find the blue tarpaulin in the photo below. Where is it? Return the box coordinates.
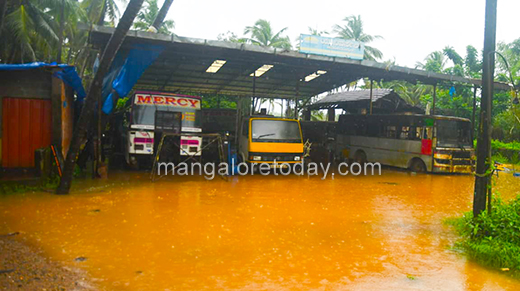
[102,45,164,114]
[0,62,86,100]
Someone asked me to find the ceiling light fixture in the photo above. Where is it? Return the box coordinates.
[304,70,327,82]
[206,60,226,73]
[250,65,274,77]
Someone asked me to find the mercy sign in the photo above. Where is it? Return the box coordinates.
[135,93,201,109]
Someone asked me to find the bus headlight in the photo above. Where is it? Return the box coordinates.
[294,156,301,161]
[252,156,262,161]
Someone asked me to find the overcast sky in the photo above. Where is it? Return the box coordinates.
[146,0,519,68]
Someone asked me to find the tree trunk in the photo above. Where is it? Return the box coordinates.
[152,0,174,31]
[56,0,65,63]
[98,1,107,26]
[0,0,8,38]
[56,0,145,194]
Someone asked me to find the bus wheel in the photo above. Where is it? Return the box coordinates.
[354,150,367,165]
[127,155,139,170]
[410,158,426,173]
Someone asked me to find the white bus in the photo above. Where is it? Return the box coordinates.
[335,114,475,173]
[124,91,202,168]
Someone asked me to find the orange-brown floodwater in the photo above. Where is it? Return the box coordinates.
[2,170,520,290]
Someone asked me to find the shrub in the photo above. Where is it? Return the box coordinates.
[451,195,520,276]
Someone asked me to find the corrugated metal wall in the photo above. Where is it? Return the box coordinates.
[2,98,52,168]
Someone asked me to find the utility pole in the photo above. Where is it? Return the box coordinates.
[474,0,497,216]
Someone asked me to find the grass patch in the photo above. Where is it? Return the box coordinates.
[450,195,520,277]
[0,178,59,195]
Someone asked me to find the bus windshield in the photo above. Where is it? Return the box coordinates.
[131,104,201,128]
[436,119,472,148]
[132,105,156,125]
[251,119,301,143]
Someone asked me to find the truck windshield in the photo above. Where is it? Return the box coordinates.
[251,119,301,143]
[436,119,472,148]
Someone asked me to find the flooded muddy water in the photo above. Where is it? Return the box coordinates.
[1,170,520,290]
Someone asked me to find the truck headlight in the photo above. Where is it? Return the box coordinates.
[294,156,301,161]
[252,156,262,161]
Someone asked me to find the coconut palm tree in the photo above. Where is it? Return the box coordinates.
[243,19,291,50]
[0,0,84,63]
[151,0,174,31]
[333,15,383,60]
[415,51,447,73]
[133,0,174,34]
[82,0,125,26]
[395,84,430,107]
[307,26,328,36]
[465,45,481,78]
[57,0,146,194]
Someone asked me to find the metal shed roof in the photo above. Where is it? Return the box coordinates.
[87,25,511,100]
[309,88,394,107]
[307,88,424,113]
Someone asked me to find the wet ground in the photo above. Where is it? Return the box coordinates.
[0,233,94,290]
[1,169,520,290]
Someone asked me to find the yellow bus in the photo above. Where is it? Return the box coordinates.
[238,116,304,167]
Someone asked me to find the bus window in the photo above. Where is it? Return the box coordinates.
[355,122,366,136]
[385,126,397,138]
[400,126,410,139]
[411,127,422,140]
[422,127,432,140]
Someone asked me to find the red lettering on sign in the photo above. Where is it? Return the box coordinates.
[188,99,199,108]
[165,97,176,105]
[178,98,188,106]
[137,95,151,104]
[153,96,165,104]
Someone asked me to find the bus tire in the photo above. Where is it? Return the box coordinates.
[409,158,426,173]
[354,150,367,165]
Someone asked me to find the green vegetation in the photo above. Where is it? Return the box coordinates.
[492,140,520,151]
[491,140,520,165]
[0,177,59,195]
[243,19,292,50]
[333,15,383,60]
[132,0,174,34]
[450,195,520,278]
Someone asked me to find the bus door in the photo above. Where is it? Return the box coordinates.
[421,118,434,170]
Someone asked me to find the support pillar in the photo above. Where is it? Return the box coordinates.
[369,79,373,114]
[327,108,335,122]
[251,73,256,115]
[295,81,299,119]
[432,83,437,115]
[472,85,478,141]
[303,109,311,121]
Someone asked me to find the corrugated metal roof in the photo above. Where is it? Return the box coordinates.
[306,89,424,114]
[85,25,512,100]
[311,89,393,105]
